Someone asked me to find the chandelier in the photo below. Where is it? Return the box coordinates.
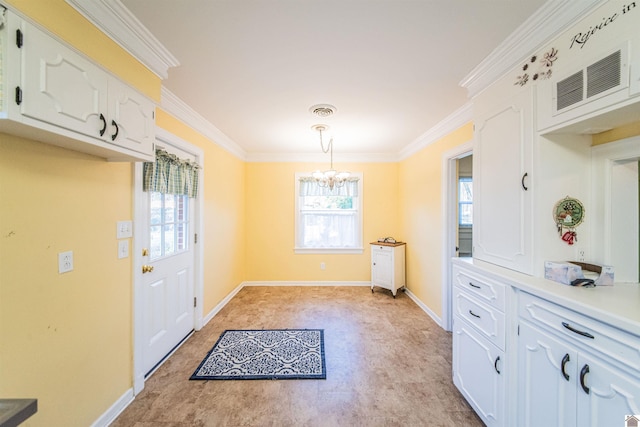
[311,124,350,190]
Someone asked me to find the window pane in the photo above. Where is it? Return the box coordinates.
[164,194,175,223]
[177,222,188,251]
[164,224,175,255]
[301,211,357,247]
[460,203,473,226]
[459,179,473,202]
[150,225,162,258]
[149,192,189,260]
[150,192,163,225]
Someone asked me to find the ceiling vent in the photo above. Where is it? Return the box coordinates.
[309,104,337,118]
[554,45,628,115]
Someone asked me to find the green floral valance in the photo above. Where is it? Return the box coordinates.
[143,149,200,198]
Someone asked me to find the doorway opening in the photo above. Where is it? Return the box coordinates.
[441,142,472,332]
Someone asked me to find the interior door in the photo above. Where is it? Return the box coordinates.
[140,147,196,376]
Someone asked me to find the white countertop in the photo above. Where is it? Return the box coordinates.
[453,257,640,336]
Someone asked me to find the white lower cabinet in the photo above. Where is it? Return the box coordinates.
[370,243,405,297]
[452,264,506,427]
[452,260,640,427]
[517,291,640,427]
[453,318,505,426]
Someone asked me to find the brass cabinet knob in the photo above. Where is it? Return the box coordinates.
[142,265,154,273]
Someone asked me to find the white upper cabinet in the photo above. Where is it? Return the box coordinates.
[472,87,534,275]
[0,9,154,161]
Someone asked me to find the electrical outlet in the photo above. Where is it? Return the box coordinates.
[320,262,326,270]
[58,251,73,274]
[578,249,586,262]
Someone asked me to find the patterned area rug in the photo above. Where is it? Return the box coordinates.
[190,329,326,380]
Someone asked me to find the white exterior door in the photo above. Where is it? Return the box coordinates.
[139,141,197,376]
[141,190,195,375]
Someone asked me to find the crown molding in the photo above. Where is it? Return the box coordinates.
[460,0,605,98]
[398,102,473,161]
[65,0,179,79]
[160,87,247,160]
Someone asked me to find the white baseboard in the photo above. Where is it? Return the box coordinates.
[91,388,134,427]
[202,282,245,326]
[404,288,443,328]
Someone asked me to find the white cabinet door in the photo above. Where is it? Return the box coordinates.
[576,355,640,427]
[453,318,505,427]
[473,87,533,274]
[517,321,577,427]
[371,247,392,289]
[109,79,155,155]
[20,20,108,140]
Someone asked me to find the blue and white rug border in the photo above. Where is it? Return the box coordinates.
[189,328,326,381]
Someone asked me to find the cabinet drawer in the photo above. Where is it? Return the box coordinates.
[454,287,505,350]
[452,267,506,311]
[519,291,640,374]
[372,245,393,253]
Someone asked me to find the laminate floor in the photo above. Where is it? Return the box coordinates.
[111,286,484,426]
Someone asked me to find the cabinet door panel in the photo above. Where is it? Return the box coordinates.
[453,319,504,427]
[576,355,640,427]
[20,21,107,139]
[371,249,392,288]
[109,80,155,154]
[473,88,533,274]
[517,321,577,427]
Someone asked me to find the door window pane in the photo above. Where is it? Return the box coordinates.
[149,192,189,260]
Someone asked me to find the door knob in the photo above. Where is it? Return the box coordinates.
[142,265,154,273]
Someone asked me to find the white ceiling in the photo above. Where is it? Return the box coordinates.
[119,0,547,157]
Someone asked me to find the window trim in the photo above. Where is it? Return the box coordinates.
[294,172,364,254]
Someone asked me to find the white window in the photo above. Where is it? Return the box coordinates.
[458,177,473,227]
[149,192,189,260]
[295,173,363,253]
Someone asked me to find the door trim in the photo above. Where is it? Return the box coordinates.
[441,141,472,332]
[132,128,204,394]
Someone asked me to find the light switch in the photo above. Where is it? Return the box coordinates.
[118,240,129,259]
[117,220,133,239]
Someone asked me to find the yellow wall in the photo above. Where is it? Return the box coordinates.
[0,2,245,426]
[592,120,640,146]
[155,110,246,312]
[0,137,134,427]
[245,162,398,281]
[398,123,474,318]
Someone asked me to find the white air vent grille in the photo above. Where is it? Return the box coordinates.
[586,50,621,99]
[553,44,628,115]
[557,71,584,111]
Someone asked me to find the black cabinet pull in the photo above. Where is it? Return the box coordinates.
[468,282,481,289]
[494,356,501,374]
[469,310,481,319]
[111,120,119,141]
[561,353,570,381]
[562,322,595,339]
[580,364,590,394]
[521,172,528,191]
[99,114,107,136]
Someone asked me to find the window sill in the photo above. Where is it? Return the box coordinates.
[294,247,364,255]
